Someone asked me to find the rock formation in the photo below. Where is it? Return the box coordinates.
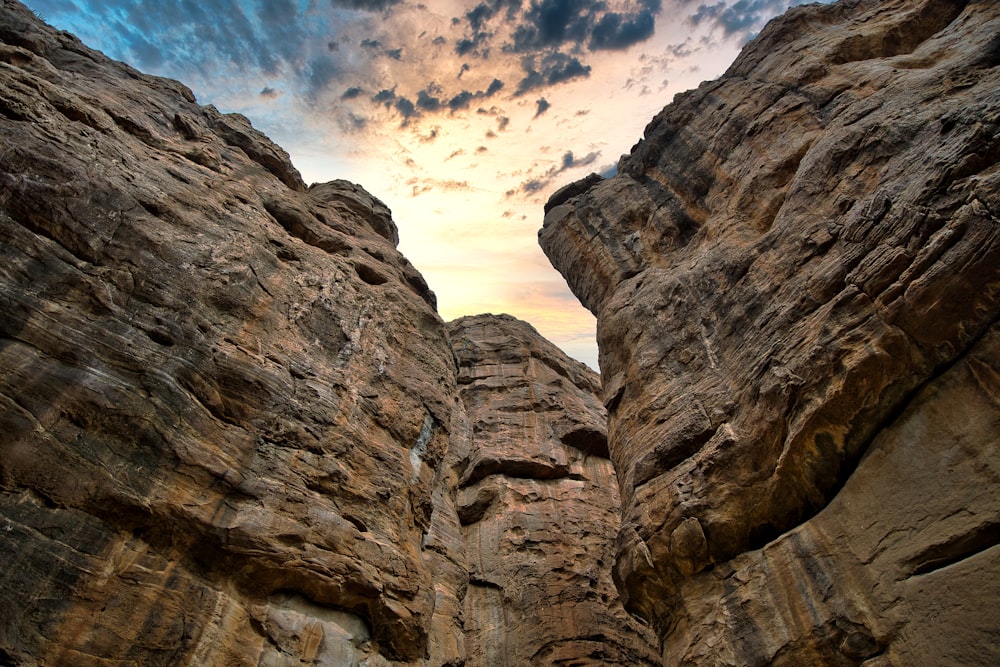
[0,0,458,662]
[540,0,1000,664]
[448,314,659,666]
[0,1,656,665]
[4,0,1000,664]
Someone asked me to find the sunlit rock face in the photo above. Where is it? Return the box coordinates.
[448,314,659,667]
[0,1,458,663]
[541,0,1000,664]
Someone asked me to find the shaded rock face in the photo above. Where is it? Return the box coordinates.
[0,1,456,663]
[541,0,1000,664]
[448,315,659,667]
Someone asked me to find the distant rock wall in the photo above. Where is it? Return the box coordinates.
[541,0,1000,664]
[448,315,659,666]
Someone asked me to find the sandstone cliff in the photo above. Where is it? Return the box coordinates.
[541,0,1000,664]
[4,0,1000,664]
[0,0,457,661]
[448,314,659,666]
[0,1,656,664]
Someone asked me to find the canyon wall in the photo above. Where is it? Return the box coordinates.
[540,0,1000,664]
[3,0,1000,664]
[0,1,655,664]
[448,315,659,666]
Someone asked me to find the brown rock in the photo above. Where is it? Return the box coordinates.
[0,1,456,663]
[540,0,1000,662]
[0,5,665,665]
[448,315,659,666]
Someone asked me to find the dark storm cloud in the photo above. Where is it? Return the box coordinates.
[515,52,590,95]
[512,0,592,51]
[260,86,279,98]
[466,2,494,31]
[455,38,478,56]
[342,86,365,99]
[446,78,504,112]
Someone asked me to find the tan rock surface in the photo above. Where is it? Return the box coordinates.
[540,0,1000,663]
[0,1,457,663]
[448,315,659,667]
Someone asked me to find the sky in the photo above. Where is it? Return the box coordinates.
[23,0,829,370]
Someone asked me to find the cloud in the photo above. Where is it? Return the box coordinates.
[260,86,280,98]
[417,84,444,111]
[306,56,342,98]
[373,88,397,105]
[689,0,817,42]
[395,96,418,125]
[446,78,504,112]
[515,149,600,196]
[534,97,551,118]
[449,90,475,111]
[506,0,662,53]
[589,5,659,51]
[342,86,365,99]
[485,78,504,95]
[330,0,404,10]
[406,177,471,195]
[515,52,591,95]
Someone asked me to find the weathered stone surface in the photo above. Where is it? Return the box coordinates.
[0,4,669,666]
[0,1,458,663]
[448,315,659,667]
[540,0,1000,663]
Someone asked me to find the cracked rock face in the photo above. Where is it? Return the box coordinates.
[540,0,1000,663]
[0,1,456,663]
[448,315,659,667]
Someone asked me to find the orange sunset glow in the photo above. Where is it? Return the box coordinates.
[25,0,830,368]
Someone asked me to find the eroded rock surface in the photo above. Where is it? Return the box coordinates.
[0,1,457,663]
[448,315,659,667]
[0,3,666,665]
[541,0,1000,663]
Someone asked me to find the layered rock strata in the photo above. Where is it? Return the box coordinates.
[541,0,1000,664]
[448,314,659,666]
[0,0,456,663]
[0,2,657,665]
